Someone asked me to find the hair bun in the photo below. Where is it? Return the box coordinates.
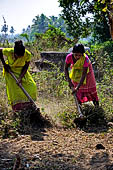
[15,40,23,47]
[14,40,25,56]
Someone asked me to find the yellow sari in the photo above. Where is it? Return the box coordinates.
[2,48,37,106]
[69,53,90,84]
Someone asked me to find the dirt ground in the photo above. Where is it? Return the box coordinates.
[0,100,113,170]
[0,126,113,170]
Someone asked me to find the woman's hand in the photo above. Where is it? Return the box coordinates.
[71,84,80,95]
[71,86,78,94]
[0,49,11,73]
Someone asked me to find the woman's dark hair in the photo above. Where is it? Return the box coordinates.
[72,44,85,53]
[14,40,25,56]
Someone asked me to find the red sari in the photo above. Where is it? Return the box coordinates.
[65,53,99,103]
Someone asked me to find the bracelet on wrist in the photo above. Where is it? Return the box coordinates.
[76,85,80,90]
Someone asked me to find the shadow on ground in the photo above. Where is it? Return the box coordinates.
[2,105,52,141]
[0,148,112,169]
[89,152,113,170]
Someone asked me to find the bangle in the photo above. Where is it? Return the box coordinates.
[76,85,79,90]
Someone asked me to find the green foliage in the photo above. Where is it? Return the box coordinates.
[43,25,66,49]
[31,14,49,34]
[58,0,111,41]
[56,110,76,128]
[29,14,69,40]
[90,41,113,83]
[58,0,94,38]
[33,65,69,98]
[91,14,111,43]
[33,25,72,51]
[20,33,30,42]
[89,41,113,121]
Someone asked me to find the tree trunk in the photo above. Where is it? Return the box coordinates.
[109,14,113,40]
[109,1,113,40]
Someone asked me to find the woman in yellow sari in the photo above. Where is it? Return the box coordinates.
[0,40,37,111]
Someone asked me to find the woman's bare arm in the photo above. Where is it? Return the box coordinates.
[0,49,11,72]
[76,67,88,90]
[64,62,74,88]
[18,61,30,83]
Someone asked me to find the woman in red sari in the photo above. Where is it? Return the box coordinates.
[64,44,99,106]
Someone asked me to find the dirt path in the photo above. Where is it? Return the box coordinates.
[0,98,113,170]
[0,126,113,170]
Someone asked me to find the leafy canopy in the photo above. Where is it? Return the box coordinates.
[58,0,112,41]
